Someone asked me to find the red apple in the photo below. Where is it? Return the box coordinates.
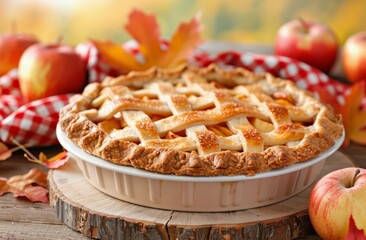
[0,33,38,76]
[18,43,86,101]
[342,31,366,83]
[275,18,338,73]
[308,167,366,240]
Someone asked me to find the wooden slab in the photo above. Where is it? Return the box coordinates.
[48,151,355,240]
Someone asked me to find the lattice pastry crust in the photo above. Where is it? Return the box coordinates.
[59,64,343,176]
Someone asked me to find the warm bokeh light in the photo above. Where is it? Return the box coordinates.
[0,0,365,46]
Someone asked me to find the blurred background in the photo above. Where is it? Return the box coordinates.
[0,0,365,46]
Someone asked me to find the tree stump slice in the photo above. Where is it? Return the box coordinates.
[48,151,355,240]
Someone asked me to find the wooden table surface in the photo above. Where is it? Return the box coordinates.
[0,42,365,240]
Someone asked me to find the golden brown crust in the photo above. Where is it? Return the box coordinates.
[59,64,343,176]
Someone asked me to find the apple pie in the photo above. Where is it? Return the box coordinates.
[59,64,343,176]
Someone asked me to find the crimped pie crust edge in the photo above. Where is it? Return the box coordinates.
[59,64,343,176]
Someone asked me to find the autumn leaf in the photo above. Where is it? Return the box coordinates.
[0,142,28,161]
[92,9,202,73]
[91,39,144,73]
[0,168,48,203]
[345,215,366,240]
[11,137,69,169]
[38,151,69,169]
[342,80,366,145]
[0,142,11,161]
[158,12,202,68]
[125,9,164,67]
[24,151,69,169]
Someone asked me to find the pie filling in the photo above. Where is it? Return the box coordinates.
[59,64,343,176]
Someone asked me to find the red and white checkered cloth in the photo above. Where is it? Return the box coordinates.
[0,42,362,147]
[0,94,71,146]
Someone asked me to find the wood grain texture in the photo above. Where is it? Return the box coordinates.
[0,221,89,240]
[48,151,354,240]
[0,194,60,224]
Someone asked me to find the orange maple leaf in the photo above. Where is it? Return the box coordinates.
[157,12,202,68]
[92,9,202,73]
[0,168,48,203]
[342,80,366,146]
[125,9,164,68]
[91,39,144,73]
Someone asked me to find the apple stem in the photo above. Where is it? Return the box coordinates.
[351,169,361,187]
[297,17,309,34]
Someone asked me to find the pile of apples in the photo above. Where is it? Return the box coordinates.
[0,32,86,102]
[275,19,366,239]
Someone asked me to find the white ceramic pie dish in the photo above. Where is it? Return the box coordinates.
[56,124,344,212]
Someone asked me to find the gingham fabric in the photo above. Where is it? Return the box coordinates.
[0,94,71,146]
[0,42,362,146]
[0,69,21,96]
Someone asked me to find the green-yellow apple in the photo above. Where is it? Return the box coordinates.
[308,167,366,240]
[275,18,338,73]
[342,31,366,83]
[18,43,86,101]
[0,33,38,76]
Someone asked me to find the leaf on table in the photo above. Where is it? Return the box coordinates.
[10,137,69,169]
[0,142,11,161]
[0,168,48,203]
[38,151,69,169]
[342,80,366,145]
[345,215,366,240]
[92,9,202,73]
[24,151,69,169]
